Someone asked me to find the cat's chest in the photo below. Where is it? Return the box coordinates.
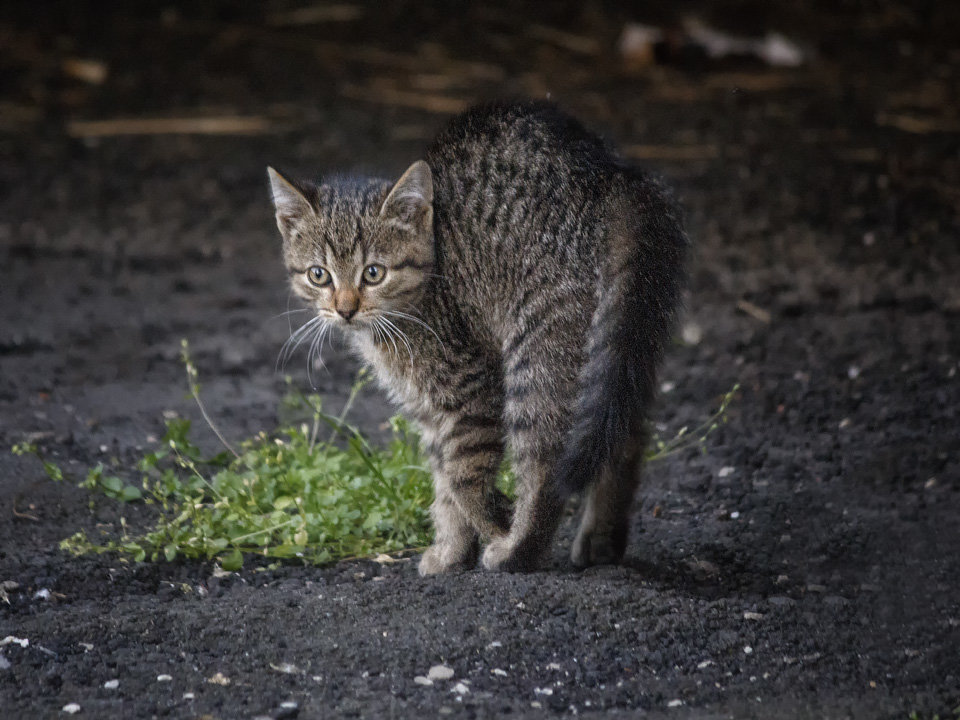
[349,332,441,417]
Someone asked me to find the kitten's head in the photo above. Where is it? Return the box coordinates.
[267,160,434,330]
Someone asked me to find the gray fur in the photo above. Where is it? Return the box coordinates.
[268,101,687,574]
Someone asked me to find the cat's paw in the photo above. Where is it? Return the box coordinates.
[480,536,540,572]
[418,542,478,576]
[570,526,627,568]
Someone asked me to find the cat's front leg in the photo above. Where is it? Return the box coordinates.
[482,320,583,572]
[419,484,480,575]
[418,413,512,576]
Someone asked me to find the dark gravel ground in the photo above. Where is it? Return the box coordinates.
[2,1,959,718]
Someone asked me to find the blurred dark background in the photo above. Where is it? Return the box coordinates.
[1,3,959,718]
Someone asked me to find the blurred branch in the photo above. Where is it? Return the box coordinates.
[67,115,273,137]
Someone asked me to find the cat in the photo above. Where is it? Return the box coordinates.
[267,101,687,574]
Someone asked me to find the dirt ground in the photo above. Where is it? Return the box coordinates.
[1,1,958,718]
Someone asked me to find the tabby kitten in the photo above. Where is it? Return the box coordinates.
[268,101,687,574]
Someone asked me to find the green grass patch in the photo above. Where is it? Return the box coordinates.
[13,339,736,570]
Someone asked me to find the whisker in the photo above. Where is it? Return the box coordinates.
[375,317,400,360]
[380,309,445,351]
[306,322,330,388]
[379,316,414,370]
[270,308,310,321]
[277,315,325,371]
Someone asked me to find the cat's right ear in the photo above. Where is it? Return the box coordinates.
[267,167,313,236]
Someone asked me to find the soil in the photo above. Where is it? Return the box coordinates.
[1,1,959,718]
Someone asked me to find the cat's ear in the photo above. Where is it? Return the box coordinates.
[267,167,313,236]
[379,160,433,231]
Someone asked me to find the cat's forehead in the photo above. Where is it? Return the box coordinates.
[314,179,390,253]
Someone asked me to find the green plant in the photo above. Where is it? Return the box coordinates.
[15,340,736,570]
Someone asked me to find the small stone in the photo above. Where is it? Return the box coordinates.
[33,588,51,600]
[276,700,299,719]
[838,418,851,429]
[847,366,860,379]
[696,660,713,669]
[269,662,301,675]
[62,703,81,714]
[768,596,796,607]
[427,664,454,681]
[546,662,562,671]
[667,699,683,708]
[743,611,764,621]
[744,646,754,655]
[182,693,195,700]
[718,466,735,478]
[491,668,508,676]
[681,322,703,345]
[451,682,469,695]
[206,672,230,686]
[534,687,553,696]
[156,674,172,682]
[103,679,119,689]
[414,676,433,686]
[660,381,676,393]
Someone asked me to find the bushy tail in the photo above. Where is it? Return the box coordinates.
[553,172,688,497]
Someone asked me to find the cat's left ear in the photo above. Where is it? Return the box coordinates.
[379,160,433,231]
[267,167,314,236]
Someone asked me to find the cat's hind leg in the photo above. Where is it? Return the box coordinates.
[570,433,644,567]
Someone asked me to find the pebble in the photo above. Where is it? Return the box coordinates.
[744,646,754,655]
[414,676,433,686]
[718,466,735,478]
[491,668,508,677]
[451,682,469,695]
[427,665,454,681]
[668,699,684,707]
[276,700,299,719]
[743,611,765,621]
[156,674,172,682]
[103,679,119,689]
[62,703,81,714]
[207,672,231,686]
[681,321,703,345]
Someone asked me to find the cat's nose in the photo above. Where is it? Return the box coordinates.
[337,308,357,321]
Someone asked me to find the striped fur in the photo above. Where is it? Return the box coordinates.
[268,101,687,574]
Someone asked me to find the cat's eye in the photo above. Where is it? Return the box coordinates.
[362,264,386,285]
[306,266,332,287]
